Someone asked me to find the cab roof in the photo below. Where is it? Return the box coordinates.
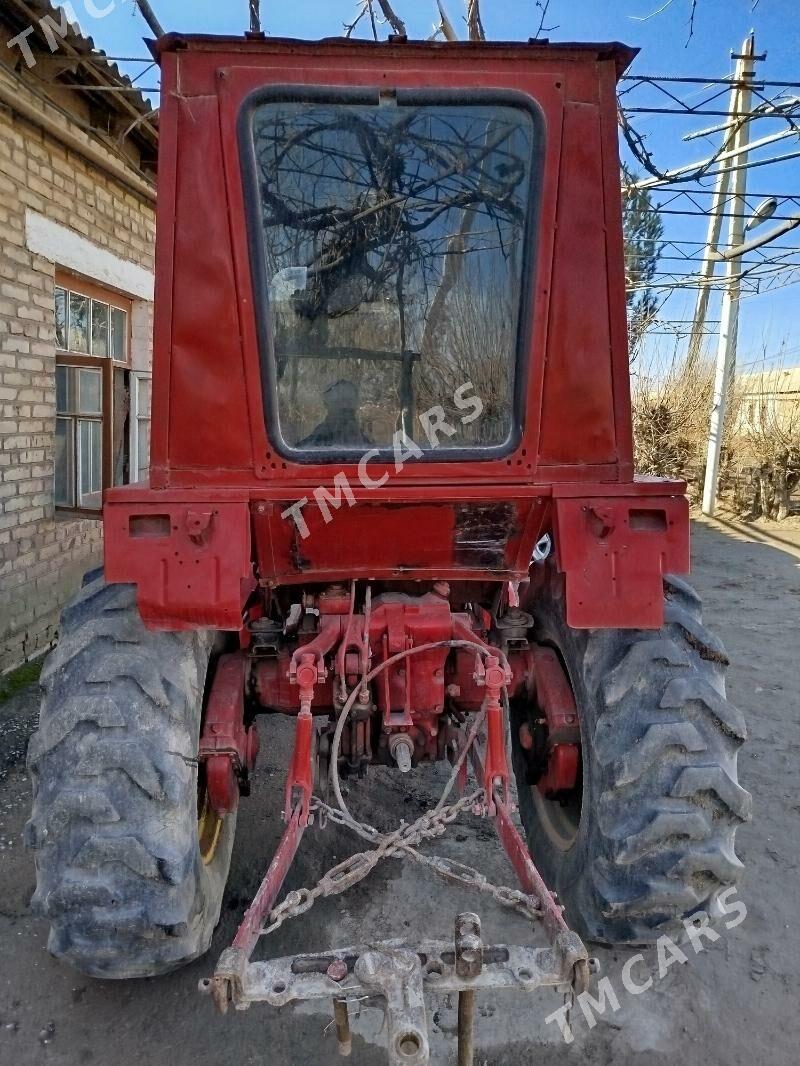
[150,34,638,80]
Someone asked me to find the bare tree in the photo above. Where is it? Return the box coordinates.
[732,367,800,520]
[466,0,485,41]
[434,1,458,41]
[351,1,486,43]
[622,164,664,360]
[375,0,407,36]
[532,1,559,40]
[631,354,718,489]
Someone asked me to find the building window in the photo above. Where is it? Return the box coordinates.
[55,274,132,514]
[130,373,152,482]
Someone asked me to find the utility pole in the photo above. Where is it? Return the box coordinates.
[686,107,736,367]
[701,34,759,516]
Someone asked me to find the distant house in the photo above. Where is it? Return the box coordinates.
[0,1,157,671]
[737,367,800,435]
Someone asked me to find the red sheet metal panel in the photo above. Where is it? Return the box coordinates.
[104,495,254,629]
[553,495,690,628]
[538,101,619,465]
[251,496,546,584]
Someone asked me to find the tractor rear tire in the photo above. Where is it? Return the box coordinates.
[513,571,751,945]
[25,577,236,978]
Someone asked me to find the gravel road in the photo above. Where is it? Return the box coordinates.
[1,519,798,1065]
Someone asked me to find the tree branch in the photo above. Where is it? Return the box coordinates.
[344,2,369,38]
[436,0,459,41]
[532,0,558,39]
[466,0,485,41]
[133,0,164,37]
[374,0,407,36]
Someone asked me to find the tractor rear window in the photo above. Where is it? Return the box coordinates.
[243,91,539,458]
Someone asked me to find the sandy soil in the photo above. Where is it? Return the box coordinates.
[1,519,799,1065]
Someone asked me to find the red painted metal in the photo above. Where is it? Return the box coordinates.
[231,806,305,955]
[553,494,690,628]
[531,646,581,797]
[104,494,255,629]
[492,797,569,941]
[198,653,259,815]
[538,745,580,797]
[472,655,513,813]
[285,708,315,826]
[468,742,567,942]
[102,34,690,634]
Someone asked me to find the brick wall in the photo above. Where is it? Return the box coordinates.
[0,98,155,672]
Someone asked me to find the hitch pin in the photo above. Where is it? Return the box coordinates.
[333,997,352,1057]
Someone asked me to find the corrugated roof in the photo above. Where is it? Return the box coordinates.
[2,0,157,152]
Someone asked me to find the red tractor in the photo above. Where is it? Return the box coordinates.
[27,30,749,1059]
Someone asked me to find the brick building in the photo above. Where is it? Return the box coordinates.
[0,2,157,671]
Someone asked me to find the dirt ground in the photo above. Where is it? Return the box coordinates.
[1,519,799,1065]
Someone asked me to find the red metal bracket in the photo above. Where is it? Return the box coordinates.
[289,615,340,687]
[468,744,568,943]
[286,643,322,825]
[285,707,315,826]
[198,653,259,815]
[231,806,306,958]
[531,646,580,797]
[553,494,690,628]
[477,656,512,813]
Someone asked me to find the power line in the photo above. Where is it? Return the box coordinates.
[645,206,800,220]
[622,75,800,89]
[624,107,790,118]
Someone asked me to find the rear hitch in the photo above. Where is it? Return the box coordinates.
[204,913,590,1064]
[202,667,591,1061]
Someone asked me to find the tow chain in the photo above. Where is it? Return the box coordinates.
[258,789,545,939]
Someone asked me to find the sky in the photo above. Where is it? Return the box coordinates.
[66,0,800,371]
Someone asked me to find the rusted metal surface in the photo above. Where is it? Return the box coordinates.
[355,948,429,1065]
[453,502,517,568]
[455,913,482,1066]
[468,741,571,945]
[240,936,584,1005]
[457,986,476,1066]
[333,998,352,1058]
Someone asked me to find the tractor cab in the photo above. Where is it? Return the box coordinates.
[103,34,687,630]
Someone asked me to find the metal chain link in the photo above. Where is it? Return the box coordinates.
[258,789,544,939]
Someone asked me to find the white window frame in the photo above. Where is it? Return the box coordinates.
[130,372,152,483]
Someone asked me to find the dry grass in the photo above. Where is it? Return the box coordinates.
[631,355,718,490]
